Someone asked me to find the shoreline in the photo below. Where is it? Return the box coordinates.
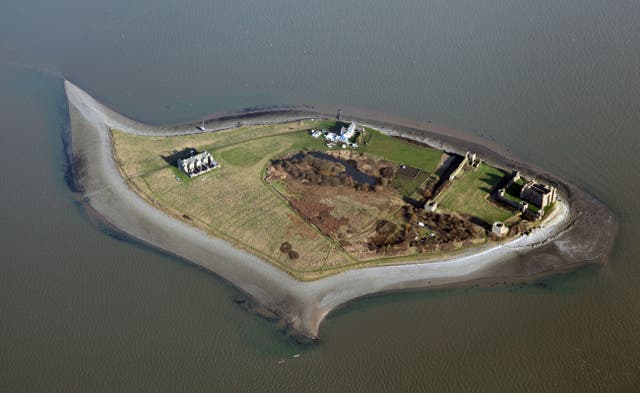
[63,80,616,340]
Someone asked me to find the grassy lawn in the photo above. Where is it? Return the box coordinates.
[219,147,260,167]
[544,202,556,215]
[313,119,340,131]
[356,130,374,146]
[436,163,513,225]
[502,191,522,204]
[391,169,431,197]
[112,120,354,280]
[359,129,442,173]
[505,177,524,199]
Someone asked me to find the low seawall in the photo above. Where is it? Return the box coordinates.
[63,80,616,340]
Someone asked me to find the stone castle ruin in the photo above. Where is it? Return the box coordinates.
[493,171,557,221]
[447,152,482,181]
[466,151,482,168]
[177,150,219,177]
[520,180,557,209]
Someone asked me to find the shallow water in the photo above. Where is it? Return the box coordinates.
[291,151,379,186]
[1,1,639,392]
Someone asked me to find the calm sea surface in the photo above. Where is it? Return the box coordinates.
[1,1,639,392]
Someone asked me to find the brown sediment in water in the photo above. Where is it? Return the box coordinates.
[63,80,616,341]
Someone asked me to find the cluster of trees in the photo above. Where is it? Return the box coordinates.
[367,219,412,253]
[271,152,400,196]
[289,198,349,234]
[499,222,528,238]
[368,207,487,254]
[374,166,396,190]
[404,206,484,244]
[421,177,439,200]
[379,166,395,179]
[394,206,484,253]
[273,155,358,187]
[279,242,299,260]
[273,154,386,190]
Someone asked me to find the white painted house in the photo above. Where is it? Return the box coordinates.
[338,122,357,143]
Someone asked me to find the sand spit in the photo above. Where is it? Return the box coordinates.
[63,80,616,340]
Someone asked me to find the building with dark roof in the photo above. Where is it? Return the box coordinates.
[520,180,557,208]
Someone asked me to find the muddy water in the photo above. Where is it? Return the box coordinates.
[1,1,639,392]
[291,151,379,186]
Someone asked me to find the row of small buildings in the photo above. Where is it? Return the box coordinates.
[311,122,358,145]
[177,150,219,177]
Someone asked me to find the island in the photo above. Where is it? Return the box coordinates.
[64,81,616,340]
[111,118,563,280]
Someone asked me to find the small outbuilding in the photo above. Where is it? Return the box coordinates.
[491,221,509,237]
[424,201,438,212]
[177,150,219,177]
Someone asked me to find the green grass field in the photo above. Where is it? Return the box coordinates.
[436,163,513,225]
[505,177,524,199]
[360,129,443,173]
[391,169,431,197]
[219,147,260,167]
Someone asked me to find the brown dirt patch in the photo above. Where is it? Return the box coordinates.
[289,198,349,235]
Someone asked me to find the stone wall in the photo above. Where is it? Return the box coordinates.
[448,159,466,180]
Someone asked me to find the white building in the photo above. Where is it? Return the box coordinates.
[325,133,338,142]
[491,221,509,237]
[177,150,219,177]
[320,122,357,144]
[339,122,357,142]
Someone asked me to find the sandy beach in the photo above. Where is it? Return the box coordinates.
[63,80,616,339]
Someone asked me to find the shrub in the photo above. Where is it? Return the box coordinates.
[280,242,292,253]
[380,166,395,178]
[375,220,397,235]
